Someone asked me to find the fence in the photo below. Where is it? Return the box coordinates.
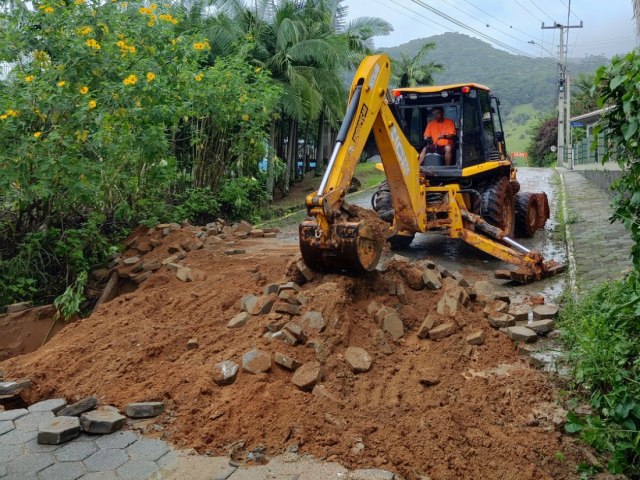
[573,131,608,166]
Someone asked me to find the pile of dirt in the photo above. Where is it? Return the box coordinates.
[0,223,586,479]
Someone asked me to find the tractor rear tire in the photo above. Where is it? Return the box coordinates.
[515,192,549,237]
[372,181,394,223]
[481,177,515,236]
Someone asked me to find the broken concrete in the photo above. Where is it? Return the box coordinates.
[125,402,165,418]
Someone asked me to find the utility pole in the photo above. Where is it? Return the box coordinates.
[542,20,583,168]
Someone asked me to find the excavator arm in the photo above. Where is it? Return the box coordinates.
[299,54,425,271]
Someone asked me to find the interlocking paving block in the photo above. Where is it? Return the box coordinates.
[126,438,170,461]
[38,416,81,445]
[0,427,38,445]
[156,450,179,469]
[125,402,164,419]
[15,411,55,432]
[56,397,97,418]
[0,463,6,477]
[3,473,39,480]
[1,420,15,435]
[349,469,396,480]
[80,409,125,434]
[116,459,159,479]
[53,439,98,461]
[24,438,61,453]
[0,443,24,463]
[6,452,54,474]
[28,399,67,414]
[37,461,85,480]
[83,448,129,472]
[94,430,138,450]
[79,472,120,480]
[0,408,29,421]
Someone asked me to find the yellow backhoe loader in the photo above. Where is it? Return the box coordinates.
[299,54,563,282]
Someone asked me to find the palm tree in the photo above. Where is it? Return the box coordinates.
[390,42,443,88]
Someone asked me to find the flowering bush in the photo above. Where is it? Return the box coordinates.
[0,0,279,306]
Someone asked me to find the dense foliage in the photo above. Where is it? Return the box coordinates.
[526,116,557,166]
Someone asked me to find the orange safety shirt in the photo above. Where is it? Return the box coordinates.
[423,118,456,147]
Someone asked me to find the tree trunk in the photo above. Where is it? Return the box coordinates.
[266,118,276,200]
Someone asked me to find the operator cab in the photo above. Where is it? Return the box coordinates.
[391,83,508,181]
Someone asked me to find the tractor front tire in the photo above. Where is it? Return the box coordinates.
[372,181,394,223]
[481,177,515,236]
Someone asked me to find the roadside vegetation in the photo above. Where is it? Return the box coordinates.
[559,48,640,477]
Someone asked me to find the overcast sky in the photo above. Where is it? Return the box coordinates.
[345,0,638,59]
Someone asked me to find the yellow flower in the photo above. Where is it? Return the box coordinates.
[149,3,157,9]
[79,26,93,35]
[138,6,152,15]
[44,6,54,13]
[85,38,101,50]
[146,72,155,82]
[194,74,202,82]
[123,74,138,85]
[88,100,97,109]
[79,86,89,94]
[75,0,85,4]
[7,109,19,117]
[57,80,66,87]
[0,114,8,120]
[25,75,34,83]
[241,114,249,122]
[255,67,262,73]
[158,13,178,24]
[34,131,42,138]
[193,42,206,50]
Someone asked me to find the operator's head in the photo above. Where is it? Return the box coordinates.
[433,106,444,120]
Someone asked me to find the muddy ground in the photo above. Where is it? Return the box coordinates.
[0,196,593,480]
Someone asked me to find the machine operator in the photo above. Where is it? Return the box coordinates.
[419,106,457,166]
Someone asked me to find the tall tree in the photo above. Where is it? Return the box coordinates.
[390,42,443,88]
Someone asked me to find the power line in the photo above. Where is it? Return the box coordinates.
[559,0,583,22]
[458,0,535,39]
[528,0,554,22]
[513,0,545,23]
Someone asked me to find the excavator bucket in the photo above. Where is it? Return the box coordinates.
[299,219,384,272]
[495,258,566,283]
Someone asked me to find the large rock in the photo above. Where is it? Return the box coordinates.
[505,326,538,343]
[242,349,272,374]
[213,360,239,385]
[80,408,125,434]
[37,416,81,445]
[508,305,530,322]
[382,312,404,340]
[428,322,458,340]
[344,347,373,373]
[528,319,555,334]
[486,312,516,328]
[292,361,323,391]
[227,312,250,329]
[532,304,559,320]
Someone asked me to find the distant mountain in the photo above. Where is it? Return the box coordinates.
[381,32,607,115]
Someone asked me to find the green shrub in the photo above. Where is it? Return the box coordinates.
[173,187,220,225]
[561,274,640,476]
[217,177,268,221]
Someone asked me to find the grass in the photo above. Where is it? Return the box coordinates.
[503,103,542,167]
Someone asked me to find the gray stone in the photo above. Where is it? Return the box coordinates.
[23,437,59,453]
[382,312,404,340]
[486,300,509,314]
[367,300,381,316]
[116,459,159,479]
[83,448,129,472]
[5,452,54,474]
[428,322,458,340]
[79,408,125,434]
[274,302,301,316]
[437,292,459,316]
[299,311,325,333]
[283,321,307,342]
[0,420,15,435]
[508,305,530,322]
[422,269,442,290]
[227,312,250,328]
[38,461,85,480]
[37,416,80,445]
[494,290,511,304]
[212,360,239,386]
[466,330,486,345]
[0,408,28,421]
[242,295,261,315]
[296,260,315,282]
[505,326,538,343]
[274,352,301,371]
[344,347,373,373]
[547,329,563,339]
[123,256,140,265]
[29,399,67,414]
[278,281,302,293]
[528,319,555,334]
[94,430,138,450]
[156,450,179,469]
[125,402,164,419]
[396,283,408,304]
[126,438,169,461]
[374,306,395,323]
[56,397,97,417]
[242,349,272,374]
[292,361,323,391]
[473,280,495,298]
[349,469,395,480]
[532,304,559,319]
[0,379,31,395]
[486,312,516,328]
[263,284,279,296]
[0,428,37,445]
[53,440,98,461]
[417,314,436,339]
[15,411,55,431]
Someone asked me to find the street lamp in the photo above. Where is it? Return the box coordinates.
[528,40,555,57]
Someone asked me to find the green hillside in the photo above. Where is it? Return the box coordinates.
[382,32,607,116]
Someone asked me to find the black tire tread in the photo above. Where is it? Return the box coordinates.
[480,177,515,236]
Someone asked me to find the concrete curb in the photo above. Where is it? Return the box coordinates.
[557,169,578,300]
